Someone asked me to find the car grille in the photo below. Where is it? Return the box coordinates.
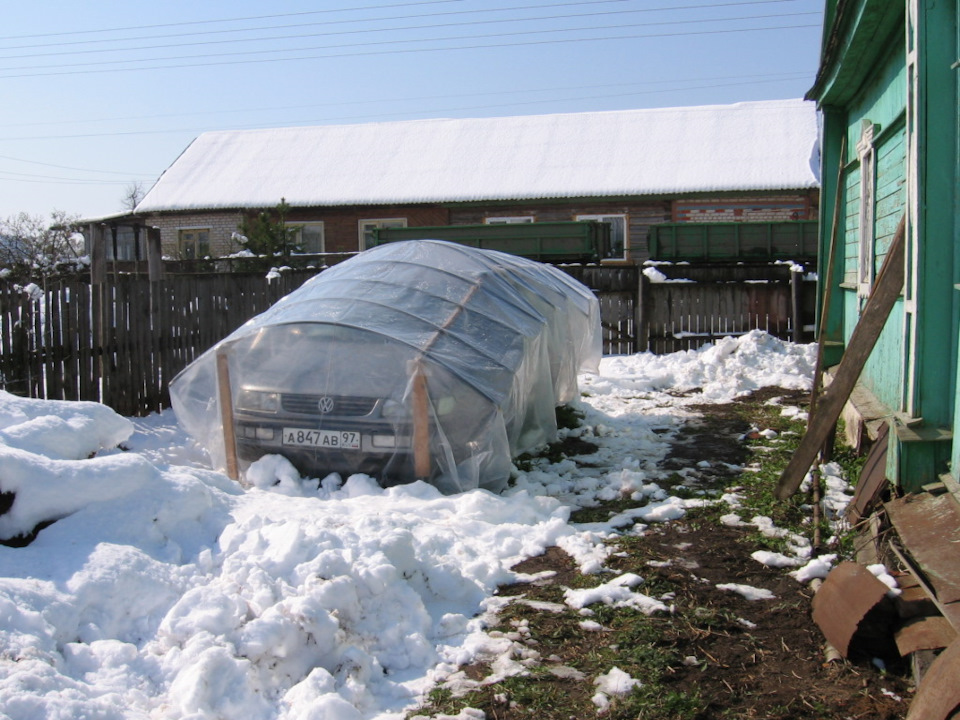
[281,394,378,417]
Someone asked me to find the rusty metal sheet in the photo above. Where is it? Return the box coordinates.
[906,637,960,720]
[885,493,960,605]
[812,561,893,658]
[895,616,958,656]
[846,422,890,524]
[895,581,940,620]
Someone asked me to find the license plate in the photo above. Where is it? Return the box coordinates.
[282,428,361,450]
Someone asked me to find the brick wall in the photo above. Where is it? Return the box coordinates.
[672,193,818,223]
[150,211,244,258]
[149,206,451,257]
[144,191,817,262]
[448,200,671,263]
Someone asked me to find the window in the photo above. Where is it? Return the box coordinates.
[288,221,325,253]
[857,120,877,296]
[576,214,627,260]
[359,218,406,250]
[178,228,210,260]
[485,216,534,224]
[107,226,142,261]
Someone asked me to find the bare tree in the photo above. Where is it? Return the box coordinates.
[121,181,146,212]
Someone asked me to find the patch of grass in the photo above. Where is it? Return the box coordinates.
[411,389,879,720]
[556,403,586,430]
[512,406,598,473]
[568,497,636,524]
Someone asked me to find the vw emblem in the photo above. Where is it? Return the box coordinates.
[317,396,335,414]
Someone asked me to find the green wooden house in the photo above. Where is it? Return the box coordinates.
[806,0,959,495]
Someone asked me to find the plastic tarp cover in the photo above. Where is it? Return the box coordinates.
[169,239,602,493]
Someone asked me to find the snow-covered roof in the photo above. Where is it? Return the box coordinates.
[136,99,820,213]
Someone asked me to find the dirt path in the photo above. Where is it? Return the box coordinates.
[416,390,913,719]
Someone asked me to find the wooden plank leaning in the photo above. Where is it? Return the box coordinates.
[774,214,905,500]
[216,346,240,482]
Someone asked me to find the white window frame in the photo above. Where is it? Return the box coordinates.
[287,221,325,254]
[576,214,627,260]
[178,227,211,260]
[856,120,877,297]
[359,218,407,250]
[485,216,534,224]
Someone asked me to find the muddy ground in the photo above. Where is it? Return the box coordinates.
[489,389,914,719]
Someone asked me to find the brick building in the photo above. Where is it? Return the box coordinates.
[121,99,820,265]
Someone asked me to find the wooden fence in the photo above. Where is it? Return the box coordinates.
[640,263,816,354]
[0,272,317,416]
[0,262,814,416]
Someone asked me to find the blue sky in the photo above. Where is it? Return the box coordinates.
[0,0,824,220]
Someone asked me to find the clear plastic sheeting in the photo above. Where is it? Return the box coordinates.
[169,240,602,493]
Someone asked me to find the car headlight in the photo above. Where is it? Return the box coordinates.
[435,396,456,416]
[237,389,280,413]
[381,398,409,419]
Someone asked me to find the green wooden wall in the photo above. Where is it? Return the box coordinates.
[833,46,907,414]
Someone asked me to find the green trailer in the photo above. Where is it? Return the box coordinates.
[369,221,611,263]
[648,221,818,262]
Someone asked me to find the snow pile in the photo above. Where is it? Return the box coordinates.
[0,331,826,719]
[581,330,816,405]
[563,573,671,616]
[592,667,642,712]
[716,583,777,601]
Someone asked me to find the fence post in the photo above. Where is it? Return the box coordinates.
[636,269,650,352]
[147,226,164,282]
[790,267,803,343]
[89,223,107,405]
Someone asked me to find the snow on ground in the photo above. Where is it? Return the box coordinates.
[0,331,833,719]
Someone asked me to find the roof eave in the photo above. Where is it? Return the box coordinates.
[806,0,904,106]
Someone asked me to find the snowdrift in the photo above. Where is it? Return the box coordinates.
[170,240,602,493]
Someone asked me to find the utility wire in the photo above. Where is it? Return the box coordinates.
[0,21,820,79]
[0,7,816,62]
[0,72,815,142]
[0,0,462,42]
[0,0,801,55]
[0,11,818,71]
[0,71,811,130]
[0,153,150,176]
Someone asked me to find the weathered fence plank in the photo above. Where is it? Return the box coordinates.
[0,262,814,416]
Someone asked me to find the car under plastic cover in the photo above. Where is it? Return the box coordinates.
[169,239,602,493]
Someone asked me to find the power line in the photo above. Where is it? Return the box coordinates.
[1,8,815,67]
[0,10,818,72]
[0,153,149,176]
[0,1,621,50]
[0,71,811,131]
[0,21,820,79]
[0,170,133,185]
[0,0,463,42]
[0,71,814,141]
[0,0,800,56]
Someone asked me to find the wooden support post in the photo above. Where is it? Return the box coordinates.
[810,133,847,417]
[412,365,431,480]
[147,226,164,282]
[790,267,803,344]
[89,223,108,405]
[636,269,650,353]
[216,347,240,481]
[775,215,905,500]
[89,222,106,285]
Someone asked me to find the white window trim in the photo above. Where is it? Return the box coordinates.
[287,221,325,253]
[359,218,407,250]
[485,216,534,224]
[856,120,877,297]
[576,213,627,260]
